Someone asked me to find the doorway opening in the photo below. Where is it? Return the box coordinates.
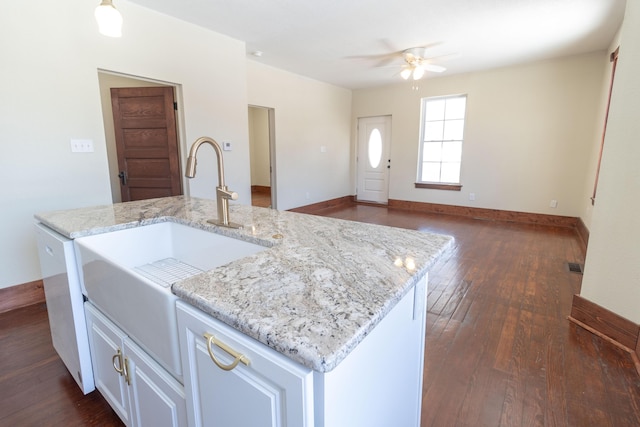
[97,70,185,203]
[248,105,277,209]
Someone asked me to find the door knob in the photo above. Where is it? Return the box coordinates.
[118,171,127,186]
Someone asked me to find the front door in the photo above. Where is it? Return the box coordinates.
[356,116,391,203]
[111,87,182,202]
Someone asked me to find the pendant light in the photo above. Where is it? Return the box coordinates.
[95,0,123,37]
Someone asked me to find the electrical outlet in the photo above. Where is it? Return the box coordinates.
[550,199,558,208]
[469,193,476,201]
[70,139,94,153]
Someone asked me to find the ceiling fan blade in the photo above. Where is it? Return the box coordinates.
[417,42,443,52]
[345,51,403,68]
[379,38,402,53]
[374,54,403,68]
[424,52,460,63]
[423,63,446,73]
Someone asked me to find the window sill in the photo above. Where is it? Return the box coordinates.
[414,182,462,191]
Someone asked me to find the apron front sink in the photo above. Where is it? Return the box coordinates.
[74,221,267,379]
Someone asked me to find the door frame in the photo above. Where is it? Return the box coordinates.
[97,69,186,203]
[356,115,392,204]
[248,105,277,209]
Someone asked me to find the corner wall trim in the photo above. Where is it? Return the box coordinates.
[576,217,590,253]
[569,294,640,376]
[289,196,582,229]
[388,199,578,228]
[288,196,355,214]
[0,280,45,314]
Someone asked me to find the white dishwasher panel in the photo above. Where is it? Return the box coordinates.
[34,223,95,394]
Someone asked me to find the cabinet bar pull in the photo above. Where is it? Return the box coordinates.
[123,356,131,386]
[112,349,124,376]
[203,333,250,371]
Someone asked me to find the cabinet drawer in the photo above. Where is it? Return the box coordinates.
[177,301,314,427]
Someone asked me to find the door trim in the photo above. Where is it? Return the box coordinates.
[356,115,392,204]
[248,105,277,209]
[97,70,185,203]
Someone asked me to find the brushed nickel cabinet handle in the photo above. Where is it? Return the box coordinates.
[112,348,124,375]
[123,356,131,386]
[204,333,250,371]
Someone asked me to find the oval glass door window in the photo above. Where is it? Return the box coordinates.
[368,128,382,168]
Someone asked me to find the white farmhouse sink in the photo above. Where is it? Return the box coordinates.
[74,221,267,379]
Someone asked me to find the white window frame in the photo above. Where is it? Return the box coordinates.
[416,94,467,190]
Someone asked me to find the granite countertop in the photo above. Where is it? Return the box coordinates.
[36,196,453,372]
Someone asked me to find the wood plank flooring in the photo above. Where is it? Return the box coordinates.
[0,303,122,426]
[317,204,640,427]
[251,186,272,208]
[2,203,639,426]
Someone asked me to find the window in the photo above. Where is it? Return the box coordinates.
[368,128,382,168]
[416,95,467,189]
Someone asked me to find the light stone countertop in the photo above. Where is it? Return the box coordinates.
[35,196,453,372]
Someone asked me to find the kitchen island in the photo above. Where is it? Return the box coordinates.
[36,195,453,426]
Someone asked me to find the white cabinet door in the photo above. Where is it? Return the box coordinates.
[86,302,186,427]
[177,301,314,427]
[126,337,187,427]
[85,302,132,426]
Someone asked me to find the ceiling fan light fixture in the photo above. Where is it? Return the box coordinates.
[95,0,123,37]
[412,65,425,80]
[400,67,412,80]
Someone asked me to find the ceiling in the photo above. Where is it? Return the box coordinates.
[127,0,626,90]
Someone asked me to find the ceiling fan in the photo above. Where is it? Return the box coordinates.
[400,47,446,80]
[348,41,451,81]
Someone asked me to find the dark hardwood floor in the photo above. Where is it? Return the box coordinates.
[251,186,272,208]
[0,303,123,426]
[317,204,640,427]
[2,203,639,426]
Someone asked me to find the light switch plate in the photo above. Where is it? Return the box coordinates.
[223,141,232,151]
[70,139,94,153]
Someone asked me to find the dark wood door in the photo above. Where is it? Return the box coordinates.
[111,86,182,202]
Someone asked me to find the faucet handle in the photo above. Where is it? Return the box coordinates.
[217,187,239,200]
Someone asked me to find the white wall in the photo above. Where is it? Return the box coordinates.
[580,0,640,324]
[247,61,352,211]
[352,53,607,217]
[0,0,251,289]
